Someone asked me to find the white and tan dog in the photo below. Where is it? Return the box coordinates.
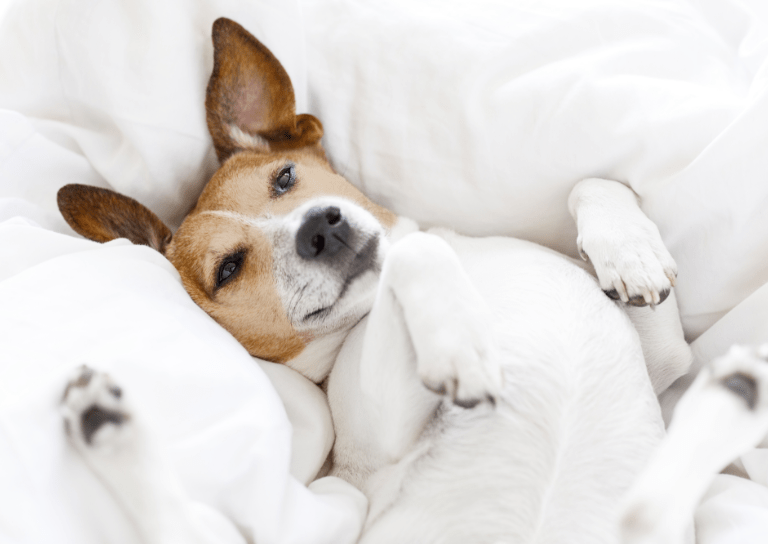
[55,18,768,544]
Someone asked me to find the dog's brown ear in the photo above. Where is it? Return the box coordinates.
[57,184,172,253]
[206,17,323,162]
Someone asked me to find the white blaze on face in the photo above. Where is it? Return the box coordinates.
[267,196,390,337]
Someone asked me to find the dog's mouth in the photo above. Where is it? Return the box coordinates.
[304,306,332,322]
[302,234,380,323]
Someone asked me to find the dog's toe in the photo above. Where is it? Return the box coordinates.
[582,221,676,308]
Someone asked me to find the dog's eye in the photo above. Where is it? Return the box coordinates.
[216,252,244,289]
[273,164,296,196]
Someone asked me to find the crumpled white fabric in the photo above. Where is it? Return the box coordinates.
[0,217,366,544]
[0,0,308,232]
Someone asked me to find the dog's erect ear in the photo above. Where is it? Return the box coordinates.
[206,18,323,162]
[57,184,172,253]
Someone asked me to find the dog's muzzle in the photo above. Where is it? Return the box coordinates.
[296,206,352,260]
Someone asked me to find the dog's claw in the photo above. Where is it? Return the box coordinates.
[576,235,590,262]
[605,287,671,308]
[667,271,677,288]
[604,289,621,301]
[418,337,502,411]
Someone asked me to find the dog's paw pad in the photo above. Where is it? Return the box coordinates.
[61,365,130,449]
[578,220,677,308]
[711,345,768,411]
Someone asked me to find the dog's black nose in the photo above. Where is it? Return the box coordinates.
[296,206,352,260]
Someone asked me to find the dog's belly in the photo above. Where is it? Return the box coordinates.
[357,232,664,543]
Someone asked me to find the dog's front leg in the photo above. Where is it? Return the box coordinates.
[619,345,768,544]
[568,178,692,393]
[333,233,502,470]
[376,232,503,407]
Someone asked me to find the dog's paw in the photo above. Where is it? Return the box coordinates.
[578,217,677,307]
[386,231,503,408]
[61,365,131,451]
[417,319,503,409]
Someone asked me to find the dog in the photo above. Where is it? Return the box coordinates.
[55,17,765,544]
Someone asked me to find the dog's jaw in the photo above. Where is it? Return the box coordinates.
[284,215,419,382]
[270,197,391,334]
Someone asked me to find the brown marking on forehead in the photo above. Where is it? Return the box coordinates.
[193,148,397,229]
[166,213,305,363]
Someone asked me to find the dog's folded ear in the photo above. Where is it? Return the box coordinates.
[57,184,172,253]
[206,18,323,162]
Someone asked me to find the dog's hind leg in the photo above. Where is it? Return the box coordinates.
[618,344,768,544]
[568,178,692,393]
[621,293,692,395]
[61,365,242,544]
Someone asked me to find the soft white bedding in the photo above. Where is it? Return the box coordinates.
[1,0,768,542]
[0,217,366,544]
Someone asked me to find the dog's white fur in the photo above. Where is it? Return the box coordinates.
[64,173,768,543]
[320,179,684,543]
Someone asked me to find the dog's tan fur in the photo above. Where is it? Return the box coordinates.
[57,184,173,252]
[58,18,395,363]
[168,150,395,362]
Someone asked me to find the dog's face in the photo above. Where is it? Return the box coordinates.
[57,18,396,375]
[168,149,395,365]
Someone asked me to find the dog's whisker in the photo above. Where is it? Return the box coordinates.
[289,283,309,320]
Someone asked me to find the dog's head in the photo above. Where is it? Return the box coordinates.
[57,18,397,380]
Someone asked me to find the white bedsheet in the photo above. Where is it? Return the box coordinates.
[1,0,768,542]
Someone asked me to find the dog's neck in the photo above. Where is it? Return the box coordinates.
[284,215,420,383]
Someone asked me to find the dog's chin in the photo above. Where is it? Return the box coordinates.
[297,231,388,336]
[302,266,381,337]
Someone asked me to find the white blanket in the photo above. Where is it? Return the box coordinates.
[0,217,366,544]
[1,0,768,542]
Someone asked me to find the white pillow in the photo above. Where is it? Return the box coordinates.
[0,0,308,231]
[300,0,768,339]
